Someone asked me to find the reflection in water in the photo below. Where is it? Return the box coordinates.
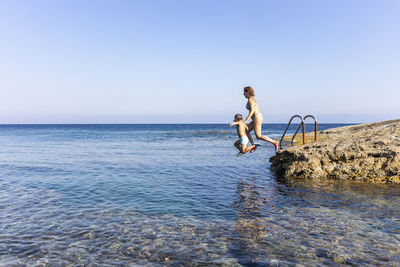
[232,176,400,266]
[233,176,271,265]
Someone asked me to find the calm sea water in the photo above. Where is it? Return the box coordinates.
[0,124,399,266]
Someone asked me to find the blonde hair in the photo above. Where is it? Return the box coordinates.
[244,86,255,96]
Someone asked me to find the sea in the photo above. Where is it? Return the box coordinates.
[0,124,399,266]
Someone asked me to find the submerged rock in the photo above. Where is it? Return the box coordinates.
[270,119,400,183]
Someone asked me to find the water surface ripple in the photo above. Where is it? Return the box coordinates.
[0,124,399,266]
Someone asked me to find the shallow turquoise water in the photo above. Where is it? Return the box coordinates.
[0,124,399,266]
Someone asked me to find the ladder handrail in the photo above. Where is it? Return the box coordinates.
[279,115,304,150]
[279,114,318,150]
[291,123,304,145]
[303,115,318,142]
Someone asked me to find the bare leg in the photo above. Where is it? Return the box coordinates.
[241,144,255,154]
[246,121,255,145]
[253,116,277,145]
[234,140,241,152]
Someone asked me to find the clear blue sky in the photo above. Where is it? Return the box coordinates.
[1,0,399,123]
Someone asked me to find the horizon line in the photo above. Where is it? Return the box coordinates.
[0,122,360,125]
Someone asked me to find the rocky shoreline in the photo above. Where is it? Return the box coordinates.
[270,119,400,183]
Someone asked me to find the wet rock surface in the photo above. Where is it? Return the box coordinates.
[270,119,400,183]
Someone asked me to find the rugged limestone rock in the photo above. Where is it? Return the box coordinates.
[270,119,400,183]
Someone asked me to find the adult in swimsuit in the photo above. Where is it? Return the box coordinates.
[243,86,279,151]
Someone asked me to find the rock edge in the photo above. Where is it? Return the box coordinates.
[270,119,400,183]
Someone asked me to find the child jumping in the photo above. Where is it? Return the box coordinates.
[229,113,258,157]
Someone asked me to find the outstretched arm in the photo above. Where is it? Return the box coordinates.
[229,122,239,128]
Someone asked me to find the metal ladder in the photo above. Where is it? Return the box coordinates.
[279,115,318,150]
